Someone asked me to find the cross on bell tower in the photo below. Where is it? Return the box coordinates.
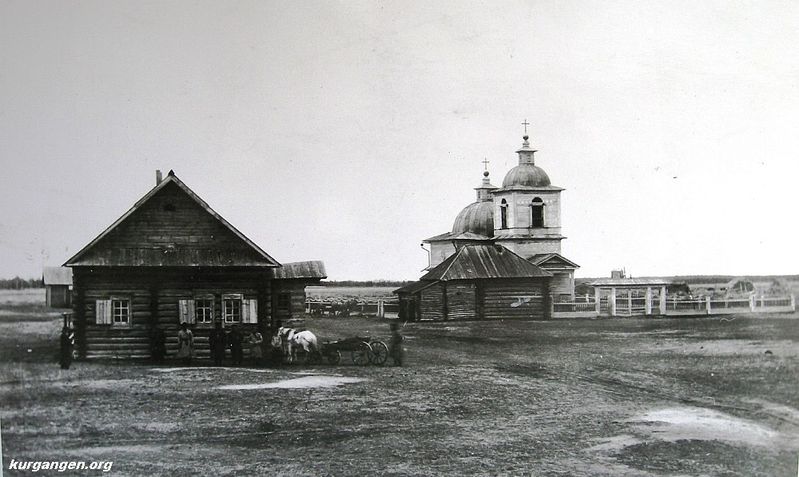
[521,118,530,135]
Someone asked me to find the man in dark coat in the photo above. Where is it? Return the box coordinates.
[59,324,74,369]
[149,327,166,363]
[209,320,226,366]
[228,325,244,366]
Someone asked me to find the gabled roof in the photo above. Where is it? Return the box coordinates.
[271,261,327,279]
[43,266,72,285]
[529,253,580,269]
[420,244,552,281]
[64,171,280,267]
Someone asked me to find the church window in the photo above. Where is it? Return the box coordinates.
[500,199,508,229]
[531,198,544,227]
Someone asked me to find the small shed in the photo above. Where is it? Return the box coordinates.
[269,261,327,321]
[395,244,552,321]
[43,266,73,308]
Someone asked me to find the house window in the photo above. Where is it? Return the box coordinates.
[195,298,214,324]
[277,293,291,312]
[223,295,242,323]
[112,299,130,325]
[531,197,544,227]
[500,199,508,229]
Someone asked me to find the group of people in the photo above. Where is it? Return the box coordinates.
[176,321,267,366]
[59,319,405,368]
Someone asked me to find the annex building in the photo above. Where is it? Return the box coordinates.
[396,132,579,321]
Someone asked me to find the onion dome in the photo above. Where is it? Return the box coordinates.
[501,135,552,188]
[452,201,494,237]
[452,169,496,237]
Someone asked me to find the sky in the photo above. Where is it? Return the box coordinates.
[1,0,797,281]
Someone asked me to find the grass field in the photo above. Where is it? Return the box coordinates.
[1,291,798,476]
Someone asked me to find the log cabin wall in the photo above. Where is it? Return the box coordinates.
[445,281,477,320]
[482,278,549,320]
[270,280,310,323]
[419,283,445,321]
[72,266,272,360]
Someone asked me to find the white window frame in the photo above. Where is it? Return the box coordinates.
[194,296,215,324]
[111,297,131,327]
[222,294,243,324]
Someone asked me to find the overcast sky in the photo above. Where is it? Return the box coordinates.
[1,0,797,281]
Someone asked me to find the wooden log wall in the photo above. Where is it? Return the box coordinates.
[271,280,308,324]
[72,267,273,360]
[481,278,548,320]
[419,283,445,321]
[445,282,476,320]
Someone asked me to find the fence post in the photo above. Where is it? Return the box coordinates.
[749,295,755,311]
[706,296,712,315]
[791,294,795,312]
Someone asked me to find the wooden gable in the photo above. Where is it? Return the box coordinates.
[530,253,580,270]
[65,172,280,267]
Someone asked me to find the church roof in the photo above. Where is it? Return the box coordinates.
[420,244,551,281]
[64,171,280,267]
[452,201,494,237]
[423,231,491,242]
[501,164,553,188]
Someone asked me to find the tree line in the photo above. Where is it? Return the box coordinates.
[0,277,44,289]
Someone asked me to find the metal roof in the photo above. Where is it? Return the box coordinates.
[421,244,552,281]
[423,231,491,242]
[271,261,327,279]
[589,278,673,287]
[452,201,494,237]
[43,266,72,285]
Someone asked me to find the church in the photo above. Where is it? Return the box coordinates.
[396,129,579,321]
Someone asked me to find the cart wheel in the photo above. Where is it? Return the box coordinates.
[369,341,389,366]
[327,350,341,365]
[351,342,371,366]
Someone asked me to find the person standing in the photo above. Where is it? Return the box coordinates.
[389,322,404,366]
[176,322,194,365]
[59,323,74,369]
[149,327,166,363]
[228,325,244,366]
[209,320,226,366]
[249,330,264,366]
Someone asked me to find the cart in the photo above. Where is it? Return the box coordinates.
[321,336,389,366]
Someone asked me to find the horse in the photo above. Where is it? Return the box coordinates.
[277,327,320,364]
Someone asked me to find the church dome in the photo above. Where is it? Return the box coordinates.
[501,164,551,188]
[452,201,494,237]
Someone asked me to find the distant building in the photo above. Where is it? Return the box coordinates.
[423,133,579,301]
[398,130,579,320]
[64,171,325,360]
[43,266,72,308]
[396,244,552,321]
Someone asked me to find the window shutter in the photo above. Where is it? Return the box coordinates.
[179,299,196,324]
[95,299,111,325]
[242,299,258,324]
